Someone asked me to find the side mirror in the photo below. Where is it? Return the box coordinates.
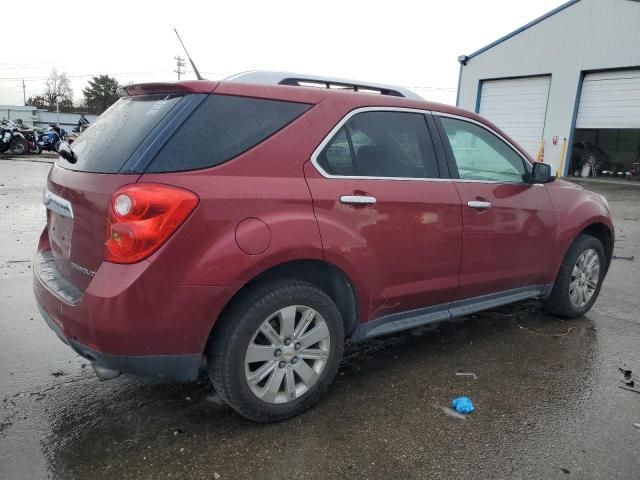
[530,162,555,184]
[57,141,77,164]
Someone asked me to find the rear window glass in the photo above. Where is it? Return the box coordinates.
[147,94,310,172]
[57,94,184,173]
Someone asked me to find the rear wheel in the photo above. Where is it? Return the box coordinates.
[208,279,344,422]
[10,138,26,155]
[544,234,606,318]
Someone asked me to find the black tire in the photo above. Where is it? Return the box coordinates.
[543,234,606,318]
[208,279,344,422]
[10,138,27,155]
[31,144,42,155]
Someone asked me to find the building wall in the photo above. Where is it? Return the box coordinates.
[457,0,640,174]
[0,106,39,127]
[1,105,99,131]
[34,111,99,132]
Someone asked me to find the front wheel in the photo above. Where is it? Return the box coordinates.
[544,234,606,318]
[208,279,344,422]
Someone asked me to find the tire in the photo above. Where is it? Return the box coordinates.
[208,279,344,422]
[10,138,27,155]
[31,144,42,155]
[543,234,606,318]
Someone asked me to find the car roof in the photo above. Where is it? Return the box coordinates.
[125,73,476,120]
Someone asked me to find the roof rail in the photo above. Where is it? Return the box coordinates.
[225,71,423,100]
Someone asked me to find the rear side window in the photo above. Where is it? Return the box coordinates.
[58,94,184,173]
[317,127,354,175]
[316,111,439,178]
[148,95,310,172]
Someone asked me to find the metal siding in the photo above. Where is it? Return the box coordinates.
[479,76,551,155]
[35,111,99,131]
[457,0,640,174]
[576,69,640,128]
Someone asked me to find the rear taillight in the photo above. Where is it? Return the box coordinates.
[104,183,199,264]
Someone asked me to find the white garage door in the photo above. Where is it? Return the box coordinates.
[478,76,551,156]
[576,70,640,129]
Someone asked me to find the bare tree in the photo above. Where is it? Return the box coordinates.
[43,69,73,109]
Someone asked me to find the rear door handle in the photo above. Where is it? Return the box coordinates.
[467,200,492,209]
[340,195,377,205]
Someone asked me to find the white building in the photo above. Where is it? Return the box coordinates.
[456,0,640,177]
[0,105,39,128]
[1,105,98,132]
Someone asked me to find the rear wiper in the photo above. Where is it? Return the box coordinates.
[57,141,78,164]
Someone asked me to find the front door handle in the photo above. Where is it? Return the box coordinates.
[340,195,377,205]
[467,200,492,209]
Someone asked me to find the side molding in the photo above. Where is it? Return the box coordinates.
[352,285,551,342]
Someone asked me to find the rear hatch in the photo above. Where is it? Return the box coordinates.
[44,85,211,290]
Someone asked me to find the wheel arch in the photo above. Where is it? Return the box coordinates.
[205,259,360,354]
[580,221,614,272]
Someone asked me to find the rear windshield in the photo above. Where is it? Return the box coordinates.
[57,94,184,173]
[147,94,310,172]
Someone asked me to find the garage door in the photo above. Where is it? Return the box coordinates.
[478,76,551,156]
[576,70,640,129]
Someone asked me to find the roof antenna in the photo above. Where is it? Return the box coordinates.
[174,28,203,80]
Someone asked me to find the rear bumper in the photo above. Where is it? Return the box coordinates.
[36,302,201,381]
[33,234,240,381]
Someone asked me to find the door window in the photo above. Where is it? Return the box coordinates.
[317,111,439,178]
[439,117,527,183]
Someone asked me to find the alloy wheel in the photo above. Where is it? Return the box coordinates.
[244,305,331,404]
[569,248,600,309]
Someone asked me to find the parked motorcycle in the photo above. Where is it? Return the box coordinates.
[0,119,28,155]
[37,125,67,153]
[20,128,42,154]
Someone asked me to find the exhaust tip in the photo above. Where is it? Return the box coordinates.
[92,363,121,381]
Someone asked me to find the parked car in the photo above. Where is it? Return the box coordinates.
[34,72,614,422]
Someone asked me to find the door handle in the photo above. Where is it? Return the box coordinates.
[340,195,377,205]
[467,200,492,209]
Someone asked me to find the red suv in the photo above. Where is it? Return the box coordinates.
[34,72,613,422]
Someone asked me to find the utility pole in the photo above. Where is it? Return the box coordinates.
[22,79,26,106]
[174,55,186,80]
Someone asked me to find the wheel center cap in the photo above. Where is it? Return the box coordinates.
[282,346,295,359]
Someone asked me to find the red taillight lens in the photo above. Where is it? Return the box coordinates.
[104,184,199,264]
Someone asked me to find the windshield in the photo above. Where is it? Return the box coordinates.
[57,93,185,173]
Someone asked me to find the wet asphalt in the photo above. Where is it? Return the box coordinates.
[1,157,639,480]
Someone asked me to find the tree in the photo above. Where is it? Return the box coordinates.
[82,75,120,114]
[43,69,73,109]
[26,95,48,109]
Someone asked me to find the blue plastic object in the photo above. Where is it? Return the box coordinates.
[451,396,475,414]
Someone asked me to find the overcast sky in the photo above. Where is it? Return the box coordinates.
[1,0,565,107]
